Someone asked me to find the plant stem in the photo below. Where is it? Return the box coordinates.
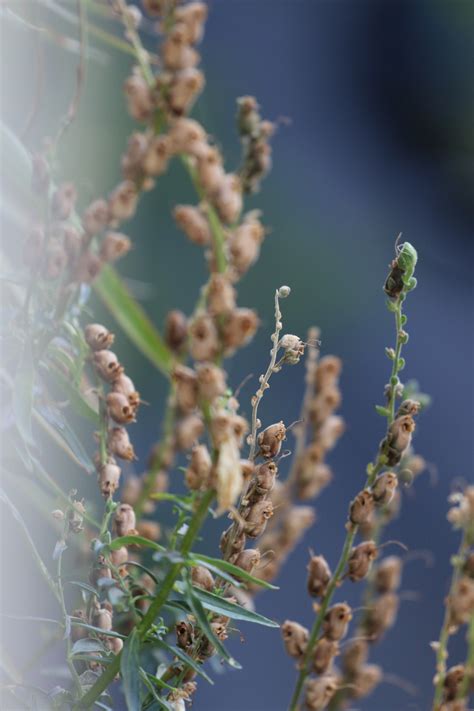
[387,294,405,426]
[458,611,474,700]
[74,488,215,709]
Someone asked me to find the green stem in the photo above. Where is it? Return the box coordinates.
[388,294,405,425]
[74,489,215,709]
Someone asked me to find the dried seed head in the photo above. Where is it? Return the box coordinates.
[113,374,140,409]
[257,421,286,459]
[307,554,332,598]
[215,437,243,512]
[315,355,343,390]
[347,541,378,582]
[98,463,121,498]
[85,324,115,351]
[110,546,129,567]
[308,387,342,428]
[175,413,205,450]
[374,555,403,593]
[100,232,132,263]
[185,444,212,491]
[174,2,208,44]
[381,415,416,466]
[363,592,399,640]
[444,665,465,702]
[142,134,170,176]
[212,173,243,224]
[317,415,345,451]
[107,392,136,424]
[73,252,103,283]
[281,620,309,660]
[247,461,278,502]
[124,73,155,121]
[174,205,211,246]
[207,274,236,315]
[191,565,215,591]
[305,675,339,710]
[176,620,194,649]
[372,471,398,507]
[83,198,110,235]
[323,603,353,641]
[189,313,219,361]
[349,490,375,526]
[196,362,227,402]
[108,181,138,224]
[113,503,136,537]
[351,663,383,699]
[107,427,136,461]
[165,310,188,352]
[244,499,274,537]
[297,460,332,500]
[312,637,339,675]
[168,67,205,115]
[136,520,161,541]
[52,182,77,220]
[168,117,207,155]
[196,145,225,193]
[220,525,246,560]
[162,26,200,71]
[341,639,369,676]
[93,350,124,383]
[234,548,261,575]
[172,364,198,413]
[280,334,305,365]
[121,475,142,507]
[447,577,474,628]
[92,605,113,631]
[228,215,265,276]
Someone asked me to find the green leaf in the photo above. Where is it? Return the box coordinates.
[33,407,95,474]
[107,535,166,554]
[139,669,175,710]
[71,639,105,655]
[13,343,35,447]
[183,578,241,668]
[191,553,278,590]
[71,621,126,640]
[121,629,141,711]
[94,265,173,377]
[153,640,213,685]
[375,405,390,418]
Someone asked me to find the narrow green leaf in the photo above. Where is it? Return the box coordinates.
[184,578,241,668]
[375,405,390,418]
[191,553,279,590]
[94,265,173,377]
[139,669,175,710]
[71,621,126,639]
[153,640,213,685]
[106,535,166,554]
[71,639,105,655]
[121,629,141,711]
[33,407,95,474]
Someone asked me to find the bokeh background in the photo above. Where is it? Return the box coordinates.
[1,1,473,709]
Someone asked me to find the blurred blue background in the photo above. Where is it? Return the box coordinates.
[1,0,473,709]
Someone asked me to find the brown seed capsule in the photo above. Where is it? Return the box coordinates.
[317,415,345,451]
[67,500,86,534]
[220,525,246,561]
[444,664,465,702]
[52,182,77,220]
[257,421,286,459]
[110,546,129,567]
[349,490,375,526]
[305,675,339,711]
[105,636,124,656]
[196,362,227,402]
[191,565,215,591]
[189,313,220,361]
[244,500,274,538]
[173,205,211,246]
[83,198,110,235]
[185,444,212,491]
[228,213,265,276]
[107,427,136,461]
[98,463,121,498]
[312,637,339,675]
[323,603,353,641]
[167,117,207,155]
[162,25,200,71]
[136,520,161,541]
[380,415,416,466]
[174,2,208,44]
[175,414,205,451]
[92,604,113,631]
[234,548,261,575]
[281,620,309,660]
[212,173,243,224]
[195,145,225,193]
[172,365,198,413]
[176,620,194,649]
[247,461,278,503]
[447,577,474,628]
[106,392,136,425]
[396,399,421,418]
[162,311,188,355]
[73,252,104,283]
[307,555,332,598]
[347,541,378,582]
[207,274,236,316]
[222,308,259,353]
[113,503,137,537]
[93,350,124,383]
[113,374,140,409]
[124,72,155,121]
[168,67,205,115]
[142,135,170,176]
[351,663,382,699]
[364,592,399,640]
[341,639,369,676]
[374,555,403,593]
[85,324,115,351]
[315,355,343,390]
[108,180,138,224]
[100,232,132,263]
[371,471,398,507]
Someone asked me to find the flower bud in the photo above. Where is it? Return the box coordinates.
[93,350,124,383]
[98,463,121,497]
[85,324,115,351]
[281,620,309,660]
[191,565,215,591]
[113,503,136,537]
[257,421,286,459]
[307,554,331,598]
[174,205,211,246]
[107,392,136,424]
[347,541,378,582]
[349,490,375,526]
[323,603,352,641]
[108,427,136,461]
[83,199,110,235]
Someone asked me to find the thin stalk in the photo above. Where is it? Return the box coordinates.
[73,489,215,709]
[57,537,83,697]
[387,294,405,426]
[458,611,474,700]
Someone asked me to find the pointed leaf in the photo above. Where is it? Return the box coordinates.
[71,639,105,655]
[153,640,213,685]
[191,553,278,590]
[121,628,141,711]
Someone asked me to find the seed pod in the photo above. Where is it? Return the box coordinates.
[212,173,243,224]
[351,663,382,699]
[93,350,124,383]
[228,215,265,276]
[308,387,342,428]
[168,67,205,115]
[374,555,403,593]
[175,414,204,450]
[380,415,416,466]
[240,459,255,482]
[280,334,305,365]
[124,72,155,121]
[174,2,208,44]
[207,274,236,316]
[74,251,104,283]
[234,548,261,575]
[305,675,339,711]
[247,461,278,503]
[176,620,194,649]
[106,392,136,424]
[341,639,369,676]
[108,180,138,224]
[323,603,353,641]
[174,205,211,246]
[396,399,420,418]
[444,664,465,702]
[220,525,246,561]
[195,145,225,193]
[349,490,375,526]
[136,520,161,541]
[105,636,124,656]
[113,374,140,409]
[83,198,110,235]
[191,565,215,591]
[189,313,219,362]
[371,471,398,507]
[52,182,77,220]
[257,421,286,460]
[98,463,121,497]
[71,609,88,642]
[364,592,399,640]
[100,232,132,263]
[168,117,207,155]
[172,365,198,413]
[107,427,136,461]
[85,324,115,351]
[347,541,378,582]
[113,503,137,537]
[222,307,259,353]
[110,546,129,567]
[196,362,227,402]
[315,355,343,390]
[162,25,200,71]
[312,637,339,675]
[92,604,113,631]
[185,444,212,491]
[165,310,188,352]
[142,135,170,176]
[317,415,345,451]
[281,620,309,660]
[447,577,474,628]
[307,555,332,598]
[244,500,274,538]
